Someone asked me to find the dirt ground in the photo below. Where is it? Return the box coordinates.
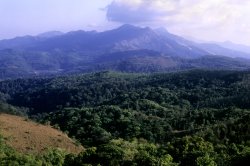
[0,113,83,154]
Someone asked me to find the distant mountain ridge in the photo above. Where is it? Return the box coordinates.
[0,24,209,57]
[0,24,250,79]
[37,31,64,38]
[214,41,250,54]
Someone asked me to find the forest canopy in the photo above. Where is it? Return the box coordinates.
[0,70,250,165]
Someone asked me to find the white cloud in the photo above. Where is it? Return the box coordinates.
[106,0,250,44]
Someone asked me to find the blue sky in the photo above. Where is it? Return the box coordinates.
[1,0,250,45]
[0,0,114,38]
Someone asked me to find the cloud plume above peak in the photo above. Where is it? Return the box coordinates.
[106,0,180,23]
[106,0,250,45]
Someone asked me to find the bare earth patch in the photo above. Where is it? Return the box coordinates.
[0,113,83,154]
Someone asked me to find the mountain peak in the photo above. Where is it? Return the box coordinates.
[154,27,169,34]
[116,24,143,32]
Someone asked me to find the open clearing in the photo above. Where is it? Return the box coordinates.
[0,113,83,154]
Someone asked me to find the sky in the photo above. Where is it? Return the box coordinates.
[0,0,250,45]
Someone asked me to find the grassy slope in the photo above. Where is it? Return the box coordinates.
[0,113,83,154]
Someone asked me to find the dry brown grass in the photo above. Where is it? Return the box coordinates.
[0,113,83,154]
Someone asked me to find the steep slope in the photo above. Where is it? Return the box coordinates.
[155,27,250,59]
[0,113,83,154]
[154,27,210,58]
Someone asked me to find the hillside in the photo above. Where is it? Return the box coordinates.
[0,113,83,154]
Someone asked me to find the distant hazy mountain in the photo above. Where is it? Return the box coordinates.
[0,24,250,79]
[37,31,64,38]
[214,41,250,54]
[0,36,40,50]
[0,24,210,58]
[199,43,250,58]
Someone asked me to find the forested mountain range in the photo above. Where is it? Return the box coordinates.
[1,24,250,165]
[0,24,250,79]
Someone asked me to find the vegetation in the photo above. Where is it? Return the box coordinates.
[0,133,67,166]
[0,113,83,154]
[0,70,250,165]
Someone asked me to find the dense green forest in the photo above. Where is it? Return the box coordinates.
[0,70,250,165]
